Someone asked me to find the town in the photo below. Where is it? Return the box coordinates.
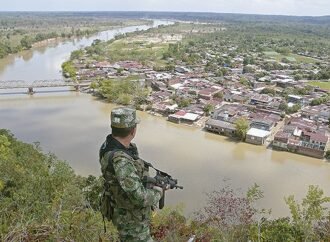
[64,22,330,160]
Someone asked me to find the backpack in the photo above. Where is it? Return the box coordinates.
[99,150,117,222]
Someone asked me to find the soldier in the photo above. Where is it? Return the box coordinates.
[99,107,163,242]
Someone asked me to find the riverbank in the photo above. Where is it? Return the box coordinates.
[31,19,153,49]
[1,17,330,219]
[0,11,151,59]
[65,20,330,161]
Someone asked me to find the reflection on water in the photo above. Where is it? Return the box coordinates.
[0,92,330,217]
[0,20,169,81]
[0,54,16,74]
[0,20,329,218]
[21,50,34,62]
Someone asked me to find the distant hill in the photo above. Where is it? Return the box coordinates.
[1,11,329,25]
[121,11,330,24]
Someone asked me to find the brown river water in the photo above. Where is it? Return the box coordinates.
[0,21,329,217]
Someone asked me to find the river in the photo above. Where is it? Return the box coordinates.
[0,20,329,218]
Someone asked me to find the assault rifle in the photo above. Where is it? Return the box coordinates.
[142,160,183,209]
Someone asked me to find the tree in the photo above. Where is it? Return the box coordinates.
[325,150,330,160]
[203,104,215,116]
[165,64,175,71]
[243,66,255,74]
[20,35,32,49]
[89,81,98,92]
[276,47,291,55]
[0,42,11,58]
[151,206,189,241]
[243,57,255,65]
[91,39,102,46]
[194,182,263,241]
[310,95,330,106]
[239,77,250,87]
[215,70,223,77]
[117,93,132,105]
[285,185,330,241]
[0,129,119,241]
[35,33,45,42]
[86,39,105,56]
[235,117,249,141]
[178,98,191,108]
[261,88,276,96]
[70,50,84,60]
[214,92,223,99]
[98,79,149,106]
[250,218,296,242]
[287,104,301,114]
[61,61,77,79]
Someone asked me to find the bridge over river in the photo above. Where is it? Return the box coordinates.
[0,80,91,94]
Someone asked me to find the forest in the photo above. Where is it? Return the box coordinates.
[0,12,149,59]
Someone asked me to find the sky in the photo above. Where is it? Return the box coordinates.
[2,0,330,16]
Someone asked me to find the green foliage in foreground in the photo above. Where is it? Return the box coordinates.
[0,130,118,241]
[1,130,329,241]
[150,184,330,242]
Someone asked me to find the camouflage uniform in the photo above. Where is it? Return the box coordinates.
[100,107,161,242]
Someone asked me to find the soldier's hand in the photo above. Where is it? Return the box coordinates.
[153,186,164,195]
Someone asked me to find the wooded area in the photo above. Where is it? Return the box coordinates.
[0,12,149,59]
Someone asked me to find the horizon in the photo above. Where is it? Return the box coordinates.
[0,10,329,18]
[1,0,330,17]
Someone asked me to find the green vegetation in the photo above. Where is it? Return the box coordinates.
[1,130,330,241]
[309,81,330,91]
[0,12,150,59]
[203,104,215,116]
[98,79,149,106]
[82,32,172,68]
[239,77,251,87]
[105,38,168,66]
[69,22,228,71]
[310,94,330,106]
[152,184,330,241]
[0,129,118,241]
[61,61,77,79]
[278,102,302,114]
[235,117,250,140]
[325,150,330,160]
[66,18,330,90]
[260,87,276,96]
[280,86,314,101]
[153,21,330,80]
[264,51,318,64]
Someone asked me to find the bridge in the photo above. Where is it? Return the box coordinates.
[0,80,90,94]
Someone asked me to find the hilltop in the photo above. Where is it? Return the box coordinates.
[1,129,330,241]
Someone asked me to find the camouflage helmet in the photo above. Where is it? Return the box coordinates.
[110,107,140,128]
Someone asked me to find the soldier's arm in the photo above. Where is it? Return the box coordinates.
[112,153,162,208]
